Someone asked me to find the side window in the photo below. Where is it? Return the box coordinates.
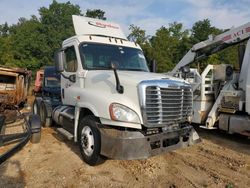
[64,46,77,72]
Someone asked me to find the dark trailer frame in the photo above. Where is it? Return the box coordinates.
[0,111,41,164]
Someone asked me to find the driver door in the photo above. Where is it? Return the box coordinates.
[61,45,78,105]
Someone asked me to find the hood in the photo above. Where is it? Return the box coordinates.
[85,70,189,97]
[86,70,187,87]
[116,71,186,86]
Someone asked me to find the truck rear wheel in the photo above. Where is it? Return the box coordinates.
[30,131,41,143]
[78,115,102,166]
[39,102,52,127]
[0,114,6,135]
[33,98,42,115]
[29,114,41,144]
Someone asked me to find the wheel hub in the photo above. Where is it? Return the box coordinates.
[82,135,89,147]
[81,126,94,156]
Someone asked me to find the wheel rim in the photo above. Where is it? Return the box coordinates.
[81,126,94,157]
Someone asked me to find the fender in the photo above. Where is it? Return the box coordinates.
[74,102,99,142]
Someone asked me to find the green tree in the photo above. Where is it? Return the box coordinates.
[9,16,47,70]
[168,22,191,65]
[128,24,149,44]
[0,36,16,66]
[0,1,110,71]
[191,19,221,43]
[39,0,82,64]
[150,22,190,72]
[127,24,153,67]
[0,22,9,36]
[0,0,83,70]
[85,9,106,20]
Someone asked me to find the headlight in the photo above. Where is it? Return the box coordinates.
[109,103,140,124]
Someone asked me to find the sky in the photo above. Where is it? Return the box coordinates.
[0,0,250,36]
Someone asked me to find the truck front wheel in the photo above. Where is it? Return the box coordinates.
[78,116,102,166]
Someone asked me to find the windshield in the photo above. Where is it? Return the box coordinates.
[0,75,16,91]
[79,43,149,72]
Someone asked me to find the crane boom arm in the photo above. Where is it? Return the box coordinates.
[171,22,250,74]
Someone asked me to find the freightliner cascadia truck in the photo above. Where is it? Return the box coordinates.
[34,15,200,165]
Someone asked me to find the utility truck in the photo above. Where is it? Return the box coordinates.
[34,16,200,165]
[171,22,250,136]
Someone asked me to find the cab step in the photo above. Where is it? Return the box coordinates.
[57,128,74,140]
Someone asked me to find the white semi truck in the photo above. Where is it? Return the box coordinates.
[34,15,200,165]
[171,22,250,136]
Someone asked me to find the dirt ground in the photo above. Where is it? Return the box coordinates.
[1,96,250,188]
[0,122,249,188]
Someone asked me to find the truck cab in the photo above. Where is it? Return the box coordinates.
[37,16,200,165]
[33,66,61,127]
[33,69,44,95]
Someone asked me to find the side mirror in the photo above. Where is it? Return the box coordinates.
[69,74,76,83]
[54,49,65,73]
[150,60,157,73]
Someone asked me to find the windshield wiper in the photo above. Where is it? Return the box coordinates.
[111,63,124,94]
[120,68,147,72]
[89,67,110,70]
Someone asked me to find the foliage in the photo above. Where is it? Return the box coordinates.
[85,9,106,20]
[38,0,82,65]
[0,1,240,74]
[128,24,149,44]
[127,24,153,68]
[0,0,106,71]
[190,19,221,43]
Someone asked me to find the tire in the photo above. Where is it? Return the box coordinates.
[0,125,6,135]
[30,132,41,143]
[32,98,42,115]
[29,114,41,144]
[39,102,52,127]
[78,115,102,166]
[0,115,6,135]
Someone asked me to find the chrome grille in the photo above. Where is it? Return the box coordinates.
[138,80,192,127]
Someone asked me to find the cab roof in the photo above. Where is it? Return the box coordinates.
[72,15,127,40]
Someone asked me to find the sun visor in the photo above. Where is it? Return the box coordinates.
[72,15,127,40]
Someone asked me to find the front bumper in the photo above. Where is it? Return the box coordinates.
[100,125,201,160]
